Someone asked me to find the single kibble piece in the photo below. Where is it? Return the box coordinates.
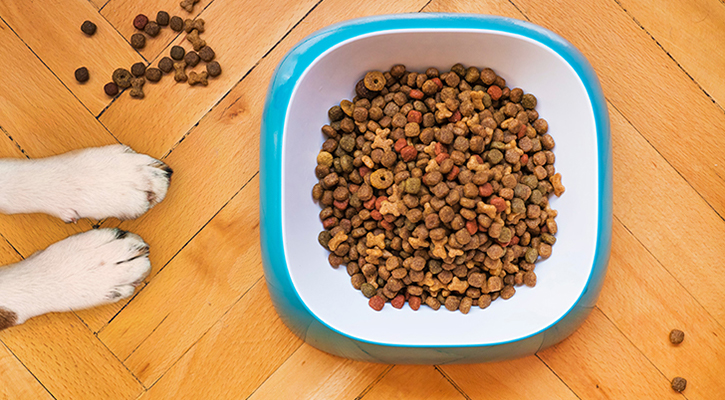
[133,14,148,30]
[80,20,96,36]
[173,60,187,82]
[364,71,386,91]
[206,61,221,77]
[145,67,162,82]
[183,51,200,67]
[183,18,205,33]
[180,0,200,12]
[186,29,206,51]
[129,77,145,99]
[198,45,214,62]
[188,71,208,86]
[131,62,146,77]
[669,329,685,345]
[671,377,687,393]
[74,67,89,83]
[156,11,170,26]
[130,33,146,49]
[170,45,185,60]
[112,68,133,89]
[158,57,174,73]
[169,16,184,32]
[103,82,118,96]
[144,21,160,37]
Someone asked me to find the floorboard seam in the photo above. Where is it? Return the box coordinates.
[0,341,59,400]
[354,364,395,399]
[434,366,473,399]
[534,354,583,399]
[0,126,30,159]
[244,343,305,399]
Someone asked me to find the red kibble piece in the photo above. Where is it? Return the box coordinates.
[348,184,359,193]
[383,214,396,223]
[369,295,385,311]
[359,166,371,177]
[333,199,348,210]
[520,154,529,165]
[447,165,460,181]
[409,89,424,100]
[517,124,527,139]
[434,142,445,155]
[479,182,494,197]
[409,296,421,311]
[371,210,383,221]
[473,154,483,164]
[435,152,449,164]
[133,14,149,30]
[491,196,506,212]
[448,110,462,123]
[466,220,478,235]
[363,197,376,210]
[103,82,119,96]
[510,236,520,246]
[432,77,443,89]
[487,85,502,100]
[322,217,337,229]
[407,110,423,124]
[541,226,549,233]
[394,138,408,152]
[375,196,387,210]
[400,145,418,162]
[380,220,394,231]
[391,294,405,309]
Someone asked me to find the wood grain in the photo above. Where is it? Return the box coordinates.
[248,344,390,400]
[361,365,466,400]
[0,343,53,400]
[0,0,144,115]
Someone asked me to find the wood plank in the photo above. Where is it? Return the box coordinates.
[616,0,725,107]
[98,177,262,386]
[98,0,322,159]
[511,0,725,217]
[101,0,213,62]
[0,343,53,400]
[361,365,466,400]
[0,0,144,115]
[608,106,725,324]
[139,282,302,398]
[439,356,579,399]
[538,308,683,399]
[0,313,143,400]
[248,343,389,400]
[88,0,106,10]
[425,0,522,16]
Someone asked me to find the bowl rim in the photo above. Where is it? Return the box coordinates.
[261,13,612,353]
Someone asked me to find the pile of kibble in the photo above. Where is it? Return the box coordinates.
[75,0,221,99]
[313,63,565,313]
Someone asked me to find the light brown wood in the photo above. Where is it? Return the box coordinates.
[616,0,725,106]
[248,343,390,400]
[361,365,466,399]
[0,343,53,400]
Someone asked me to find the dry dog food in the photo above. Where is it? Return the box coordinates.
[81,20,96,36]
[188,71,208,86]
[206,60,221,77]
[198,46,214,62]
[129,77,145,99]
[184,18,205,33]
[144,21,161,37]
[133,14,148,30]
[669,329,684,344]
[186,29,206,51]
[112,68,132,89]
[314,64,564,312]
[173,60,187,82]
[180,0,200,13]
[103,82,119,96]
[184,51,200,67]
[156,11,170,26]
[131,62,146,77]
[671,377,686,393]
[130,33,145,49]
[145,67,162,82]
[158,57,174,73]
[170,45,186,60]
[74,67,89,83]
[170,16,184,32]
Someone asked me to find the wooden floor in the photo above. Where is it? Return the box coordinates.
[1,0,724,398]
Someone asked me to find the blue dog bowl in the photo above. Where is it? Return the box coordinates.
[260,13,611,364]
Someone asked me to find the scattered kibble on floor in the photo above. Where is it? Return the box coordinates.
[80,20,96,36]
[671,377,687,393]
[74,67,89,83]
[103,82,119,97]
[669,329,685,345]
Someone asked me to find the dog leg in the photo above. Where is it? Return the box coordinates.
[0,145,172,222]
[0,228,151,329]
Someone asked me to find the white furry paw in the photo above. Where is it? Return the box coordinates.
[0,144,172,222]
[0,228,151,324]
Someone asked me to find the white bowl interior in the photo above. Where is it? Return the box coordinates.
[281,29,599,346]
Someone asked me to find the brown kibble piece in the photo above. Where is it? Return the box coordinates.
[131,62,146,77]
[173,61,187,82]
[144,21,160,37]
[103,82,118,97]
[184,51,200,67]
[74,67,89,83]
[169,16,184,32]
[206,61,222,77]
[198,46,215,62]
[81,20,96,36]
[145,67,162,82]
[364,71,386,91]
[184,18,205,33]
[170,45,185,60]
[156,11,170,26]
[671,377,686,393]
[129,77,145,99]
[186,29,206,51]
[130,33,145,49]
[180,0,200,12]
[669,329,684,345]
[188,71,208,86]
[133,14,148,30]
[158,57,174,73]
[112,68,132,89]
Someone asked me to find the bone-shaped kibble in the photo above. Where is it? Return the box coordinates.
[188,71,208,86]
[173,60,187,82]
[184,18,205,33]
[186,29,206,51]
[179,0,200,12]
[129,77,145,99]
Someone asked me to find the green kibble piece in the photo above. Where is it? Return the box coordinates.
[487,149,503,164]
[360,283,377,298]
[522,175,539,189]
[317,151,333,167]
[328,105,344,122]
[490,141,506,150]
[339,135,355,153]
[340,155,354,172]
[511,198,526,214]
[405,177,421,194]
[464,66,479,83]
[318,231,332,249]
[312,183,323,200]
[498,227,513,243]
[541,233,557,245]
[525,247,539,263]
[522,93,537,109]
[482,92,492,108]
[530,189,543,205]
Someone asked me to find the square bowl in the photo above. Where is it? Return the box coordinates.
[260,13,612,364]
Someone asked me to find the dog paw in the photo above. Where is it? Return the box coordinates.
[0,228,152,323]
